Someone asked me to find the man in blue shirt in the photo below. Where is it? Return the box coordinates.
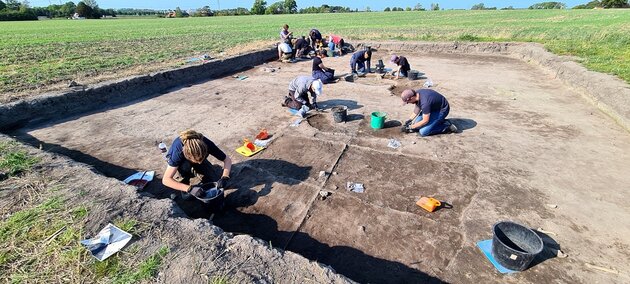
[350,49,372,75]
[162,130,232,199]
[400,89,458,136]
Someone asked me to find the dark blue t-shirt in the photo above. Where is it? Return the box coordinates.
[166,136,226,167]
[416,89,449,115]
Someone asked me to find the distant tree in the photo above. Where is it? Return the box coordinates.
[283,0,297,13]
[0,1,5,10]
[193,5,211,16]
[384,7,390,11]
[83,0,97,8]
[471,3,486,9]
[501,6,516,9]
[5,0,19,10]
[431,3,440,10]
[251,0,266,15]
[405,7,411,11]
[413,3,425,10]
[75,2,92,17]
[60,1,76,17]
[600,0,629,7]
[529,2,566,9]
[366,6,371,12]
[573,0,602,8]
[174,6,185,17]
[265,1,284,14]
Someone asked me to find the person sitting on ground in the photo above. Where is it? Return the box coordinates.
[282,76,324,117]
[400,89,458,136]
[390,55,411,79]
[309,28,322,49]
[350,49,372,75]
[293,36,311,59]
[280,24,293,44]
[312,51,336,84]
[278,41,293,62]
[162,129,233,200]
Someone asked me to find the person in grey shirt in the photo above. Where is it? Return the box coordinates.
[282,76,323,116]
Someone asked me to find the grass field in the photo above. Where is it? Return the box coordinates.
[0,9,629,101]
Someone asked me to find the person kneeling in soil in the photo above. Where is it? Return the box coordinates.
[282,76,324,117]
[312,51,336,84]
[350,49,372,75]
[162,129,232,201]
[277,42,293,62]
[293,36,311,59]
[400,89,458,136]
[390,55,411,79]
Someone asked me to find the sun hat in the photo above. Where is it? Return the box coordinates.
[312,79,323,96]
[390,55,399,63]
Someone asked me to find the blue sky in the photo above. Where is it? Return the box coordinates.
[29,0,588,10]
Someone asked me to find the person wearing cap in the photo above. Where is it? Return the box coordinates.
[350,49,372,75]
[400,89,457,136]
[390,55,411,79]
[282,76,324,116]
[309,29,322,49]
[280,24,293,44]
[163,129,233,200]
[312,51,336,84]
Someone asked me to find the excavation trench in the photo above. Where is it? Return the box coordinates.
[4,42,630,283]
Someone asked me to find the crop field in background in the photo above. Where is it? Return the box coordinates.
[0,9,629,102]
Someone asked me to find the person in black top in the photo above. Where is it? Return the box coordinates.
[390,55,411,79]
[312,51,336,84]
[163,129,232,199]
[293,36,311,59]
[309,29,322,49]
[350,49,372,75]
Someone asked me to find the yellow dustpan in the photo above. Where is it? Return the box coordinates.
[235,139,265,157]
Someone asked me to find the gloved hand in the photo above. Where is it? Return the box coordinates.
[216,176,230,189]
[187,185,204,197]
[404,119,412,127]
[401,125,415,133]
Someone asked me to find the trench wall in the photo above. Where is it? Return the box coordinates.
[358,41,630,132]
[0,47,277,130]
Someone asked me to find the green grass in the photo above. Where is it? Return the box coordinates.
[0,179,167,283]
[0,141,38,177]
[0,10,629,101]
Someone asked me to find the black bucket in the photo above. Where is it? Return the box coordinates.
[491,221,544,271]
[332,105,348,123]
[408,70,419,81]
[193,182,225,213]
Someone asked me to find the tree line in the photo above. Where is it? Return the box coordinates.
[470,1,629,10]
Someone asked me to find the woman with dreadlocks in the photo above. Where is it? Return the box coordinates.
[162,129,232,199]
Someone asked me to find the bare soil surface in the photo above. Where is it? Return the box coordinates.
[9,50,630,283]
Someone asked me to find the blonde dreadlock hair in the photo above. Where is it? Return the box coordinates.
[179,129,208,164]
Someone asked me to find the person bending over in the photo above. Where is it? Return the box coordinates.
[162,129,232,199]
[390,55,411,79]
[350,49,372,75]
[282,76,324,117]
[400,89,458,136]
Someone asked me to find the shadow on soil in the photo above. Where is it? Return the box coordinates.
[318,99,364,111]
[11,132,445,283]
[215,210,446,284]
[449,118,477,132]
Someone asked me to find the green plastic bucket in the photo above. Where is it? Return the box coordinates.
[371,112,387,129]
